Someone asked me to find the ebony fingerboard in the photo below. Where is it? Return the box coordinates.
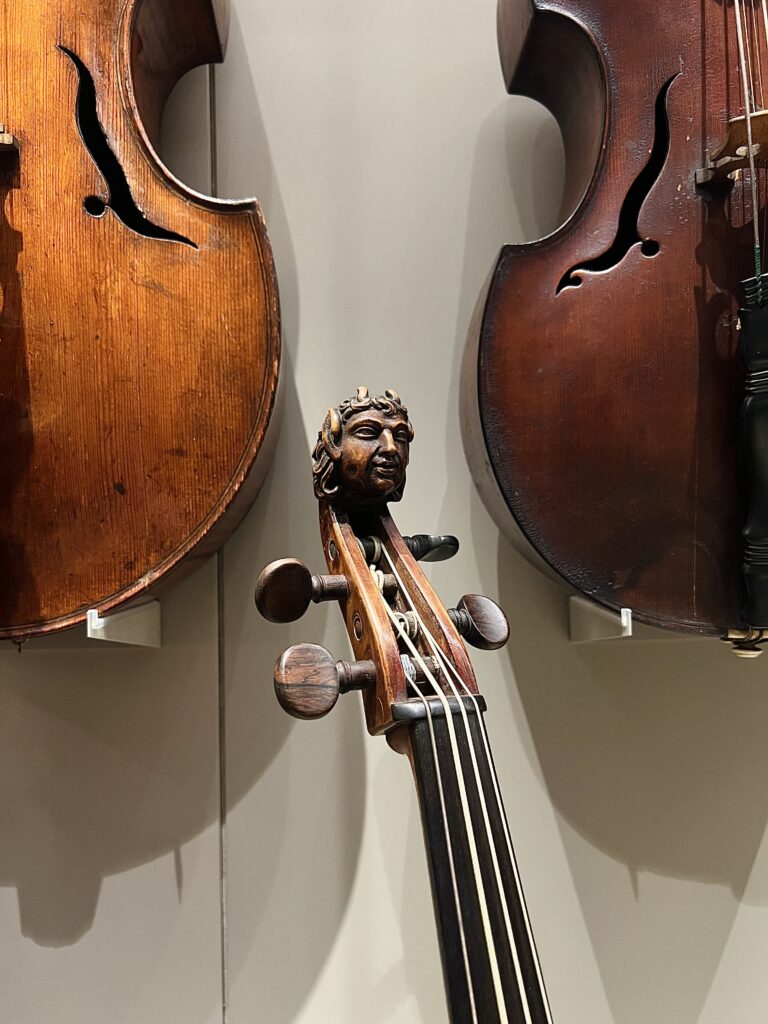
[398,701,553,1024]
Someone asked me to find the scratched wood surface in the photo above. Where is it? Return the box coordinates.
[464,0,763,636]
[0,0,280,637]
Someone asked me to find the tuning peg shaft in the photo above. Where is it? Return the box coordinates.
[274,643,377,719]
[449,595,509,651]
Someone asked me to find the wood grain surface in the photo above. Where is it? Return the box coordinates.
[318,502,479,735]
[466,0,753,635]
[0,0,280,637]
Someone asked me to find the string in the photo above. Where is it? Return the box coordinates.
[421,624,556,1024]
[736,0,764,296]
[405,667,480,1020]
[370,571,479,1022]
[379,594,510,1023]
[760,0,768,247]
[383,549,553,1024]
[753,2,765,108]
[745,0,759,111]
[377,551,528,1024]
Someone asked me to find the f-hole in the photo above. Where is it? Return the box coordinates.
[58,46,197,249]
[556,73,678,293]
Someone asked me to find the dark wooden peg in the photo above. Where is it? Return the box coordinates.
[358,534,459,563]
[449,595,509,651]
[407,534,460,562]
[255,558,349,623]
[274,643,377,720]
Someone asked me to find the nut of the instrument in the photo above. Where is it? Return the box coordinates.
[255,558,313,623]
[274,643,341,719]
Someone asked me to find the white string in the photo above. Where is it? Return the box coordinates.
[736,0,764,279]
[760,0,768,248]
[378,547,554,1024]
[377,552,528,1024]
[380,596,509,1022]
[369,570,479,1021]
[419,614,555,1024]
[751,2,765,109]
[745,0,759,110]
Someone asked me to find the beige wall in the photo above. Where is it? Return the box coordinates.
[2,2,768,1022]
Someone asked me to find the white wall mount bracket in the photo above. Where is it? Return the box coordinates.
[569,595,633,642]
[86,600,161,648]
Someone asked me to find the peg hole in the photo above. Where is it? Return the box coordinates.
[328,541,338,562]
[353,613,363,641]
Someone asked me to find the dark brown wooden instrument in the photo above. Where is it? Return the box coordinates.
[256,388,554,1023]
[0,0,279,637]
[463,0,768,648]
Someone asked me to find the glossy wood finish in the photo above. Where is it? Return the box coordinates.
[0,0,279,636]
[318,502,478,736]
[451,594,511,651]
[274,643,344,720]
[466,0,756,635]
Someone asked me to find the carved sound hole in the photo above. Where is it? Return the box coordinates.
[556,74,678,293]
[58,46,197,248]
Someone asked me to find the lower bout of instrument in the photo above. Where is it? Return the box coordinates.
[465,240,745,637]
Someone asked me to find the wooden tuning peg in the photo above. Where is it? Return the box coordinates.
[255,558,349,623]
[449,595,509,651]
[357,534,459,564]
[274,643,377,719]
[407,534,460,562]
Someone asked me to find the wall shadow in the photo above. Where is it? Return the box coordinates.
[214,11,367,1019]
[0,561,219,948]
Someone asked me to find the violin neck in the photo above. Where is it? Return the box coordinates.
[397,699,553,1024]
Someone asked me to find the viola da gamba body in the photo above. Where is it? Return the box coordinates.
[0,0,280,637]
[465,0,759,636]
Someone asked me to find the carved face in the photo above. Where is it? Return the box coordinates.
[338,408,411,502]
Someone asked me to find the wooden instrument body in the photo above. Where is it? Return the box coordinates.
[467,0,753,635]
[0,0,279,637]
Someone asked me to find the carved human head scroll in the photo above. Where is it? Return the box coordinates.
[312,387,415,506]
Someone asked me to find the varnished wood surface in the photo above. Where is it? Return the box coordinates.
[274,643,341,720]
[0,0,280,637]
[467,0,752,635]
[318,502,478,735]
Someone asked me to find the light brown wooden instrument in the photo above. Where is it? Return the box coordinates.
[0,0,279,637]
